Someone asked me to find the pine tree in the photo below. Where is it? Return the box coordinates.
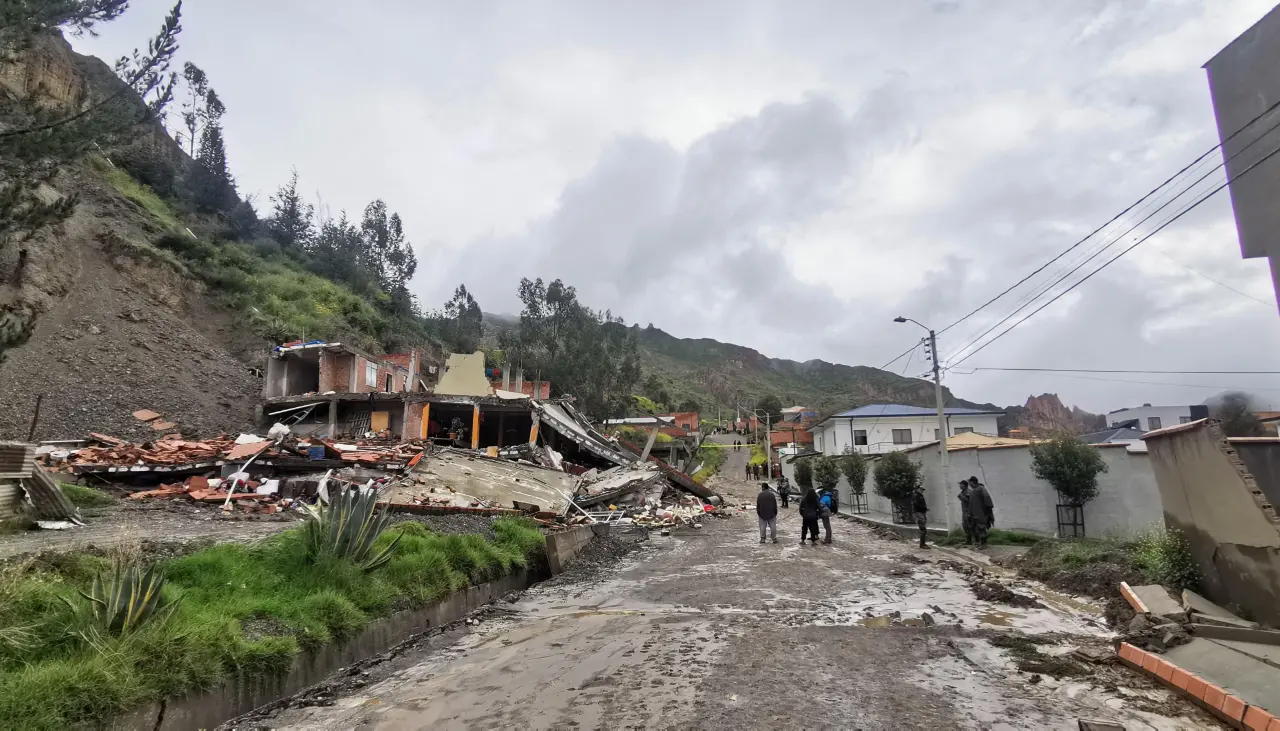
[177,61,223,155]
[267,168,314,249]
[189,121,235,212]
[441,284,482,354]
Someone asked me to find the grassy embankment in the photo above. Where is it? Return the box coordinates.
[91,158,435,351]
[691,443,726,484]
[0,519,544,730]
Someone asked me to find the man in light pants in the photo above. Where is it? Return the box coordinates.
[756,482,779,544]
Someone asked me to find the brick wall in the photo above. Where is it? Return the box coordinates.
[319,352,353,393]
[403,402,424,440]
[667,411,699,432]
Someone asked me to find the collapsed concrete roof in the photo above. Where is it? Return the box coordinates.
[403,447,577,513]
[534,401,632,467]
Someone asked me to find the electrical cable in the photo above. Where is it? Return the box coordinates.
[938,96,1280,337]
[946,123,1280,370]
[947,114,1280,364]
[1151,250,1274,307]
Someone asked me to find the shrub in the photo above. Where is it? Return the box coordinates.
[66,561,180,636]
[873,451,921,500]
[303,489,401,571]
[794,459,814,490]
[1130,526,1198,591]
[839,448,867,494]
[1029,435,1108,506]
[812,456,841,491]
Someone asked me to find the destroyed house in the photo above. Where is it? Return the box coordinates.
[263,341,432,399]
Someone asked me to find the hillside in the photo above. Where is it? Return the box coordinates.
[483,314,991,416]
[0,30,445,440]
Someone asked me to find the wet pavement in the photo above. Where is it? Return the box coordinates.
[257,467,1220,731]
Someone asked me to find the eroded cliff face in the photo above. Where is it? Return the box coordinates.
[1007,393,1105,435]
[0,31,95,109]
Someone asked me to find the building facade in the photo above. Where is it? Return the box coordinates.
[809,404,1002,456]
[1205,5,1280,309]
[1107,405,1208,433]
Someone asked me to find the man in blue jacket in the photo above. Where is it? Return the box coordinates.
[818,489,834,544]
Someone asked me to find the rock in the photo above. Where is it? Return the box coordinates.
[1128,614,1153,634]
[1028,674,1042,684]
[921,612,936,626]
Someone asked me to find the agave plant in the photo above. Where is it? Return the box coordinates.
[68,561,180,636]
[303,488,401,571]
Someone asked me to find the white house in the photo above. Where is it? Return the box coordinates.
[1107,404,1209,433]
[809,404,1003,456]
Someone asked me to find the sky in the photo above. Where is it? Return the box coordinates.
[72,0,1280,413]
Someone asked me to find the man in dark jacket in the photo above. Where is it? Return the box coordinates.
[799,487,821,545]
[777,475,790,508]
[958,479,975,545]
[911,487,929,549]
[756,482,779,544]
[967,479,995,548]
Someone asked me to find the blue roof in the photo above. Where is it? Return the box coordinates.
[831,404,1003,418]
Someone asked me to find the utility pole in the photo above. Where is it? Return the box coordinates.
[927,329,953,535]
[895,316,953,536]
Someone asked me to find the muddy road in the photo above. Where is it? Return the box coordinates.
[253,470,1218,731]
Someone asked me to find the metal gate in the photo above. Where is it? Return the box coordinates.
[892,499,913,525]
[848,492,868,515]
[1056,493,1086,538]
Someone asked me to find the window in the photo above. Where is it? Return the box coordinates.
[816,433,824,452]
[1148,416,1162,431]
[854,429,868,446]
[384,374,393,392]
[955,427,974,434]
[365,359,377,387]
[934,428,941,440]
[892,429,912,445]
[1180,416,1191,424]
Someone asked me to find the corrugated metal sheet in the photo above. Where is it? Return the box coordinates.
[0,482,21,521]
[0,442,36,479]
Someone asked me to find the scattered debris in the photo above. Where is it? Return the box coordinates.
[968,579,1044,609]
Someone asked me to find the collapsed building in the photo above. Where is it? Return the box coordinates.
[22,343,722,531]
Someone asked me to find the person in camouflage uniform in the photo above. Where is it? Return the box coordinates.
[967,479,995,549]
[958,478,975,545]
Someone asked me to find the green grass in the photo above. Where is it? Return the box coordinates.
[92,156,184,231]
[1012,527,1198,593]
[691,443,727,484]
[935,528,1045,547]
[748,443,767,466]
[0,518,544,730]
[615,426,674,444]
[58,484,118,509]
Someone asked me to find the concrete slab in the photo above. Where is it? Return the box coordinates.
[1164,637,1280,714]
[1129,584,1185,619]
[1182,588,1246,622]
[1190,611,1260,630]
[1211,638,1280,672]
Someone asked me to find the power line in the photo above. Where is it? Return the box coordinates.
[936,95,1280,337]
[946,125,1280,370]
[1152,250,1274,307]
[879,341,920,370]
[950,370,1280,393]
[961,367,1280,375]
[946,118,1277,364]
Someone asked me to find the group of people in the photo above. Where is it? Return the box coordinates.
[908,475,996,549]
[754,476,835,546]
[743,461,771,480]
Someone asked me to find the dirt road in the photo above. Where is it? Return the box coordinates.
[256,466,1217,731]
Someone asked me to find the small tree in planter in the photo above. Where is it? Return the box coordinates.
[874,451,922,524]
[813,456,841,512]
[840,447,869,514]
[1029,435,1108,537]
[794,458,814,491]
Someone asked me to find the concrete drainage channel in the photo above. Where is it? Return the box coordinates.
[106,526,601,731]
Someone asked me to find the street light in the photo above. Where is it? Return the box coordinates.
[893,316,953,535]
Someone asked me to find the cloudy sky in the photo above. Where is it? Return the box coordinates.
[74,0,1280,412]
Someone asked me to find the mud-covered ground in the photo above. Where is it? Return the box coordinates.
[247,469,1221,731]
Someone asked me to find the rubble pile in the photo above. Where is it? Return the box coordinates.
[1115,581,1280,654]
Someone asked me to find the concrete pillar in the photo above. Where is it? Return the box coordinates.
[327,400,337,439]
[471,405,481,450]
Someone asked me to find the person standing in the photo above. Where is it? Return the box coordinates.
[967,478,995,549]
[957,479,975,545]
[756,482,779,544]
[818,489,834,544]
[911,486,929,549]
[778,475,790,508]
[799,487,821,545]
[744,461,752,481]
